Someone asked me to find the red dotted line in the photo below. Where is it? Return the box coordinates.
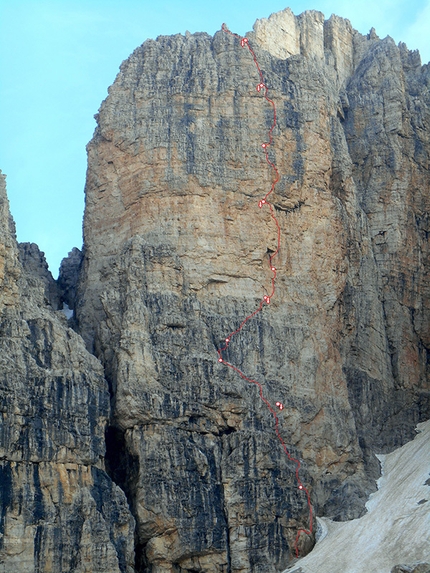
[219,23,313,559]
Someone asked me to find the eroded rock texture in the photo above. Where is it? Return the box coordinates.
[0,171,135,572]
[392,565,430,573]
[58,247,83,311]
[18,242,61,310]
[74,7,430,573]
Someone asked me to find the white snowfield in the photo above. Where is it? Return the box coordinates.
[284,419,430,573]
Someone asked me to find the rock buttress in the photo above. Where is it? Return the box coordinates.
[0,171,135,573]
[76,9,430,573]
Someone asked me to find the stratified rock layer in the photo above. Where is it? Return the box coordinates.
[75,8,429,573]
[0,171,135,572]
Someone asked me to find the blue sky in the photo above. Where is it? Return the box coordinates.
[1,0,429,277]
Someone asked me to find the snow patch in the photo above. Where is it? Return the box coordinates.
[284,420,430,573]
[314,516,328,543]
[61,302,74,320]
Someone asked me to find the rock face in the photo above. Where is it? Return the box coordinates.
[2,6,429,573]
[0,171,135,572]
[18,242,61,310]
[74,7,430,573]
[58,247,83,311]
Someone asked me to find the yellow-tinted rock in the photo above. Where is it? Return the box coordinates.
[76,10,429,571]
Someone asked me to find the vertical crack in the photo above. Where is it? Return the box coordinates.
[220,437,232,573]
[105,425,143,572]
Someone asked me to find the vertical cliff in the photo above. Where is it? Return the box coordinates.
[1,5,429,573]
[0,171,135,572]
[71,8,429,573]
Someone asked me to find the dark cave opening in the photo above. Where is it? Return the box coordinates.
[104,425,147,572]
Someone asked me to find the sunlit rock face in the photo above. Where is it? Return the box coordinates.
[1,4,429,573]
[0,171,135,572]
[75,7,429,572]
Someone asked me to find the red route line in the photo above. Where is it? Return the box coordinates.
[219,23,313,559]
